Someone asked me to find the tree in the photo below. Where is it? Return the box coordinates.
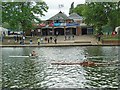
[69,2,74,15]
[72,2,120,33]
[0,1,2,26]
[2,1,48,32]
[72,4,85,16]
[105,2,119,31]
[82,2,108,32]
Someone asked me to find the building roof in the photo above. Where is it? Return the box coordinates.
[47,11,70,21]
[69,13,83,20]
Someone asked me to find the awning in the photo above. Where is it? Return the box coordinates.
[54,23,61,26]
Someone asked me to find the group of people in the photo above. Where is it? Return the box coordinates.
[29,36,57,45]
[64,35,74,41]
[96,30,118,42]
[44,36,57,44]
[12,35,26,45]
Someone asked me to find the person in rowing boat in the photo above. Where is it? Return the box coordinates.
[51,61,109,67]
[30,51,38,56]
[80,55,95,66]
[51,60,113,67]
[80,61,95,67]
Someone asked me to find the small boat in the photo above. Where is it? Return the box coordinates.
[51,61,114,67]
[30,55,38,59]
[9,55,38,58]
[9,56,29,58]
[29,53,38,58]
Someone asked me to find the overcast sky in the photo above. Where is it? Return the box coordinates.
[40,0,85,20]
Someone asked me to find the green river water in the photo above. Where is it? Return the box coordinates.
[1,46,119,89]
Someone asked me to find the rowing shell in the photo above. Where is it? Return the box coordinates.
[51,62,113,67]
[9,56,38,58]
[87,56,117,59]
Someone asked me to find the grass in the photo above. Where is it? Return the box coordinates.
[102,35,120,41]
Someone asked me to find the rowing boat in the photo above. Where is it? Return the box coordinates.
[87,56,117,59]
[51,62,113,67]
[9,56,29,58]
[9,56,38,58]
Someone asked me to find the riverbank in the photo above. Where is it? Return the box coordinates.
[1,35,99,46]
[1,35,120,47]
[1,43,119,47]
[102,35,120,45]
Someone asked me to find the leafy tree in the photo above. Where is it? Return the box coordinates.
[0,1,2,26]
[72,4,85,16]
[82,2,109,32]
[2,22,10,28]
[69,2,74,15]
[104,2,120,30]
[72,2,120,33]
[2,1,48,32]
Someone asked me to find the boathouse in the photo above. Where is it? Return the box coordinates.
[31,11,93,36]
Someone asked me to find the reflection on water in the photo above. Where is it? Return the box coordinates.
[2,46,119,88]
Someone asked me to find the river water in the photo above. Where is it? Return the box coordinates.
[2,46,119,88]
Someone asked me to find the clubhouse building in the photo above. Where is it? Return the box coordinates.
[28,11,93,36]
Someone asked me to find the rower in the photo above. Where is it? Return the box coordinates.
[51,61,113,67]
[31,51,37,56]
[80,61,95,67]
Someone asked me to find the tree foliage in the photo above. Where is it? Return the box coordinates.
[72,2,120,32]
[69,2,74,15]
[2,1,48,31]
[0,1,2,25]
[72,4,85,16]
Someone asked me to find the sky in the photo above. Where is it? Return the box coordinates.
[40,0,85,20]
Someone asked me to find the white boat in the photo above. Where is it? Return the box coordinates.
[87,56,117,59]
[9,55,38,58]
[29,53,38,58]
[30,55,38,58]
[9,56,29,58]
